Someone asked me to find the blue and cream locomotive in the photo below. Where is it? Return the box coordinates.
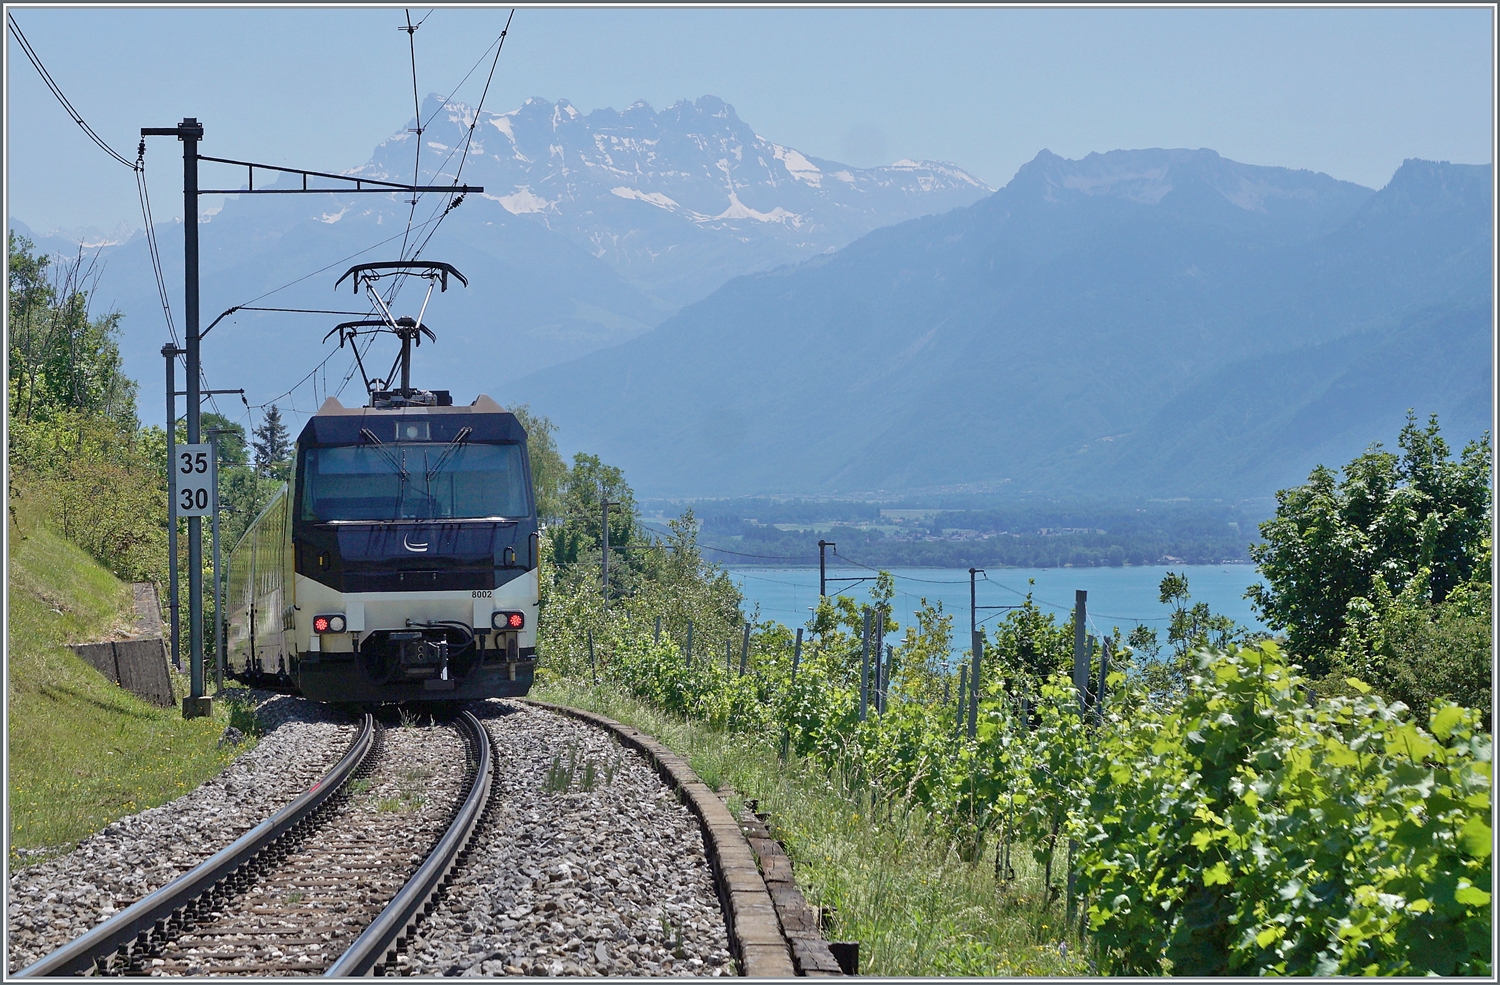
[224,262,539,703]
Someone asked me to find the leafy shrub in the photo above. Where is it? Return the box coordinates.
[1078,642,1491,975]
[10,411,166,583]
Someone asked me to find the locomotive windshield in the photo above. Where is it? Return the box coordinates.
[299,442,529,521]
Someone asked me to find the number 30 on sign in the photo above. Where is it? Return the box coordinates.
[174,443,215,517]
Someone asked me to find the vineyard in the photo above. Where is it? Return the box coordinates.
[536,525,1492,976]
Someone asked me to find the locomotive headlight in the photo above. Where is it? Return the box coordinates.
[491,611,525,630]
[313,614,346,634]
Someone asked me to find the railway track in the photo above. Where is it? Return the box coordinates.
[14,711,496,978]
[12,698,831,978]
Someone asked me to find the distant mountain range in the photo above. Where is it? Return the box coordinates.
[507,149,1492,501]
[10,94,989,414]
[354,94,990,306]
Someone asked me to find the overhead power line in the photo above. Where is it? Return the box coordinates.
[8,13,135,170]
[700,545,817,562]
[417,26,506,132]
[9,12,180,348]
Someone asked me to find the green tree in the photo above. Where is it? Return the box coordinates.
[1330,555,1492,728]
[510,404,565,522]
[252,404,292,481]
[547,452,640,581]
[7,232,137,429]
[1160,571,1245,658]
[987,591,1072,686]
[202,412,248,467]
[1248,412,1490,673]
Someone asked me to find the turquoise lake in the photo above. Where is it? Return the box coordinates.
[725,564,1266,648]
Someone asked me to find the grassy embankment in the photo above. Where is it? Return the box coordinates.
[534,679,1089,978]
[7,500,256,867]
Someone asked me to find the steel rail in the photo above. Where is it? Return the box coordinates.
[14,713,377,978]
[324,709,494,977]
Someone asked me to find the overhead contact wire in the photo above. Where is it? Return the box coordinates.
[395,7,424,269]
[401,10,515,272]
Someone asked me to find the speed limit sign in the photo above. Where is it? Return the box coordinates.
[173,443,216,517]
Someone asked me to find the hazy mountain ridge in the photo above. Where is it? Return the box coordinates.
[506,149,1492,501]
[10,95,987,416]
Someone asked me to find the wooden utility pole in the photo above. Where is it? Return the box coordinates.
[818,540,835,597]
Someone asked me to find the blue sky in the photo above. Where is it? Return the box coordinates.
[5,5,1494,235]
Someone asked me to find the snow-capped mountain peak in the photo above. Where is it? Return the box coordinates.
[354,94,991,302]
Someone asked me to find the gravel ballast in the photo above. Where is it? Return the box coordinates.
[403,701,734,977]
[155,720,468,976]
[5,692,354,973]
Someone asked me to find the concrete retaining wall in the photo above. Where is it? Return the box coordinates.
[68,638,175,708]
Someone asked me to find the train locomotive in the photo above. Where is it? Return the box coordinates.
[224,261,539,703]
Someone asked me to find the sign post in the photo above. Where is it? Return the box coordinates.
[162,345,182,671]
[173,442,214,716]
[204,429,230,693]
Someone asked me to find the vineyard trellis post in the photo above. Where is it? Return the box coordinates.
[859,608,872,721]
[1073,590,1089,716]
[876,638,888,713]
[1094,638,1111,724]
[956,664,968,735]
[791,628,803,685]
[1066,838,1078,926]
[739,622,750,676]
[968,630,982,738]
[1087,634,1097,714]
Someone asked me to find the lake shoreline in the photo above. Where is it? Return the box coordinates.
[725,563,1268,634]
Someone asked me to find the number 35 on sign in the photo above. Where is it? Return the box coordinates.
[174,443,216,517]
